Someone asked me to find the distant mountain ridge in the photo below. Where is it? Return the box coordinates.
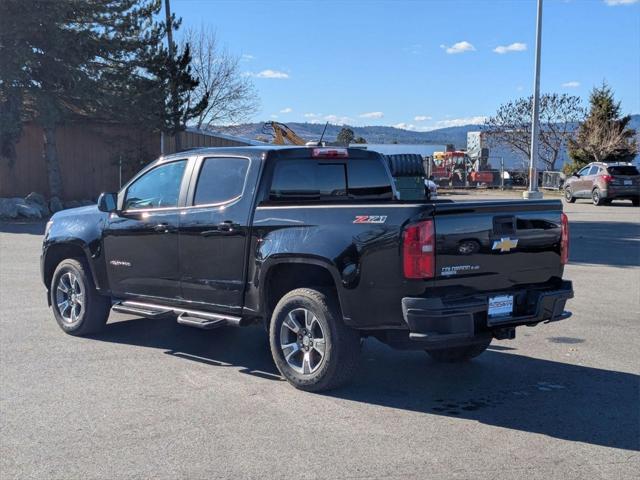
[214,115,640,150]
[214,122,480,148]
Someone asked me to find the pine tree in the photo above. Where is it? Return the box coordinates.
[566,83,637,172]
[0,0,204,198]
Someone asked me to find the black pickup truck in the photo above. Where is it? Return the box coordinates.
[42,146,573,391]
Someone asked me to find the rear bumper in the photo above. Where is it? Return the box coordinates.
[401,281,573,347]
[602,187,640,199]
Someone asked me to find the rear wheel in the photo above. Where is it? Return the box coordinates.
[50,258,110,336]
[632,197,639,207]
[563,187,576,203]
[269,288,361,392]
[426,337,492,363]
[592,188,605,206]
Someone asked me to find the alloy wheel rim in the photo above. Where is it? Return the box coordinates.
[593,190,599,203]
[280,308,326,375]
[55,272,84,324]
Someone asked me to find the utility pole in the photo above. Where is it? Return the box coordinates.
[524,0,544,200]
[164,0,181,152]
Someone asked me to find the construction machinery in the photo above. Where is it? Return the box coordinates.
[428,150,495,187]
[262,121,307,146]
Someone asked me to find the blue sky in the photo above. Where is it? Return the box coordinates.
[176,0,640,130]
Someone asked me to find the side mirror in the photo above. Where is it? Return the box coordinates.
[572,171,580,178]
[97,192,118,213]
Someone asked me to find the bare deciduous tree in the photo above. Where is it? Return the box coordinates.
[484,94,584,171]
[181,26,259,129]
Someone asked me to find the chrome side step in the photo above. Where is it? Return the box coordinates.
[111,300,245,329]
[112,302,172,318]
[177,312,226,330]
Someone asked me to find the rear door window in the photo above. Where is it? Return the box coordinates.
[193,157,249,205]
[587,165,601,176]
[608,165,639,176]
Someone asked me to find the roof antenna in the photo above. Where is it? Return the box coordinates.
[318,121,329,146]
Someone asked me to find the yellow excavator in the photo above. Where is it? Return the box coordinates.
[262,121,307,145]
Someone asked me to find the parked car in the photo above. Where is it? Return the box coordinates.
[564,162,640,206]
[42,146,573,391]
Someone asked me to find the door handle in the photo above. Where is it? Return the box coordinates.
[217,220,238,232]
[153,223,170,233]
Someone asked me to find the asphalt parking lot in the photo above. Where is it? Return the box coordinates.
[1,194,638,480]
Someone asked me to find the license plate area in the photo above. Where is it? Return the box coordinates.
[624,180,632,185]
[488,295,514,324]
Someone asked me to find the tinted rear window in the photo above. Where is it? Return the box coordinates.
[607,165,639,176]
[347,159,393,200]
[269,157,393,201]
[270,161,347,200]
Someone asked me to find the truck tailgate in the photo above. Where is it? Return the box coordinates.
[432,199,565,291]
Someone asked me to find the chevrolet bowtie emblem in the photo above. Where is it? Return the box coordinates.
[492,237,519,252]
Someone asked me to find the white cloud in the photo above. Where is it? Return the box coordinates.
[493,42,527,54]
[414,115,432,121]
[516,85,524,91]
[359,111,384,119]
[250,69,289,79]
[304,113,352,125]
[270,114,278,119]
[435,116,487,128]
[240,54,254,61]
[440,41,475,54]
[604,0,638,5]
[323,114,353,125]
[280,107,293,113]
[562,81,581,88]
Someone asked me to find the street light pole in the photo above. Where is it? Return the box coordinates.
[524,0,544,200]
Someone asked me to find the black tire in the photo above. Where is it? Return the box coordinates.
[50,258,111,336]
[632,197,639,207]
[563,187,576,203]
[592,188,605,206]
[269,288,361,392]
[426,337,492,363]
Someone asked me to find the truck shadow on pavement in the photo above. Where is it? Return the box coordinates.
[95,316,639,452]
[569,220,640,267]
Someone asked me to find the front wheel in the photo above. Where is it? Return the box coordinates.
[50,258,111,336]
[269,288,361,392]
[426,337,492,363]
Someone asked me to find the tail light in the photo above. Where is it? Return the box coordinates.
[312,148,348,158]
[601,174,613,183]
[403,219,435,279]
[560,212,569,265]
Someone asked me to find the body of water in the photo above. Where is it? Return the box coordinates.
[350,144,446,157]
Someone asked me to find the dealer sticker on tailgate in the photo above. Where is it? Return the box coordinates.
[488,295,513,319]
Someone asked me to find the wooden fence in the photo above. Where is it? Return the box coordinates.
[0,123,256,201]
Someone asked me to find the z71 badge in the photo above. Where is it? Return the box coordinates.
[353,215,387,224]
